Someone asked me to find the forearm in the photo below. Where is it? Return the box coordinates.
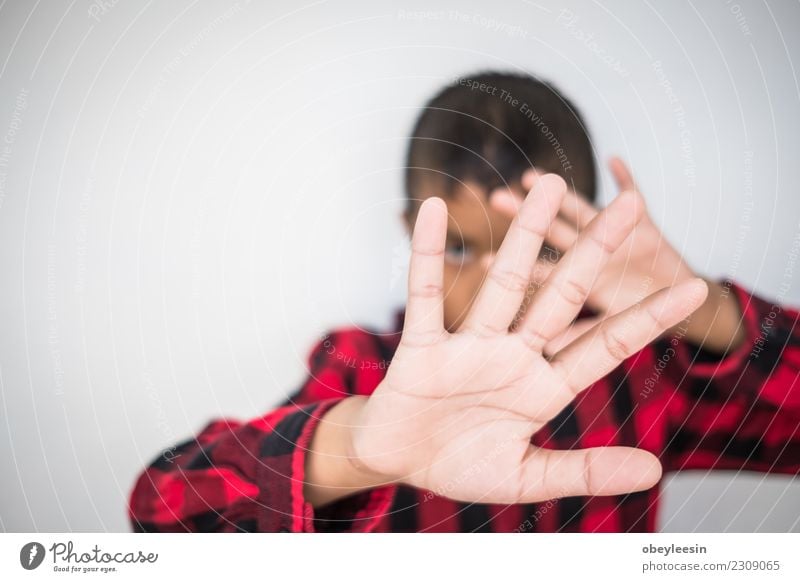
[304,396,395,508]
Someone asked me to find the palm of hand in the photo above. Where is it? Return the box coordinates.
[356,333,562,503]
[592,213,694,317]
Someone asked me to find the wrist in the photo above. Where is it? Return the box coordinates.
[340,396,400,488]
[671,278,745,354]
[304,396,396,508]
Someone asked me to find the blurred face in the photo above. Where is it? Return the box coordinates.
[403,179,560,332]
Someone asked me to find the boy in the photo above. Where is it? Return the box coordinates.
[129,71,800,532]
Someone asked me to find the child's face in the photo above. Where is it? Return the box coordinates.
[404,180,559,332]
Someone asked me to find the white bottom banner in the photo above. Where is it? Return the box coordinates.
[1,533,798,581]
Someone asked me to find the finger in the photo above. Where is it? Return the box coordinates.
[550,278,708,394]
[492,191,581,253]
[403,197,447,344]
[491,168,547,211]
[521,167,544,191]
[491,191,574,263]
[489,187,522,217]
[480,252,556,295]
[524,169,597,231]
[519,446,662,501]
[542,316,603,358]
[609,156,637,192]
[506,261,558,335]
[559,189,598,230]
[546,216,579,252]
[516,190,644,351]
[462,174,566,335]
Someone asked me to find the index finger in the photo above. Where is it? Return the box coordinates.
[522,169,597,229]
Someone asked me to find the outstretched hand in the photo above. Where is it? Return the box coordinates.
[349,173,708,505]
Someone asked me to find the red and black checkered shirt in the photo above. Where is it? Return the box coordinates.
[128,281,800,532]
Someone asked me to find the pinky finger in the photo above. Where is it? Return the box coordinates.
[550,278,708,394]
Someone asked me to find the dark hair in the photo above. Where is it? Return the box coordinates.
[404,71,596,216]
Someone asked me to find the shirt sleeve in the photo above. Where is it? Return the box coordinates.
[662,279,800,473]
[128,331,397,532]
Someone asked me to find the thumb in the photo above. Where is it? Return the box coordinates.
[519,446,663,501]
[609,156,637,192]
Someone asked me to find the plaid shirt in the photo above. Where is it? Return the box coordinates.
[128,281,800,532]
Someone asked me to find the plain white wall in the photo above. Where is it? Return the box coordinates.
[0,0,798,532]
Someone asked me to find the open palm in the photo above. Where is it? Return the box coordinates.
[350,174,708,504]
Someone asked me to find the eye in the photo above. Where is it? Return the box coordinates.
[444,239,475,265]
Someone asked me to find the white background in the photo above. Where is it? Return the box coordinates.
[0,0,798,532]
